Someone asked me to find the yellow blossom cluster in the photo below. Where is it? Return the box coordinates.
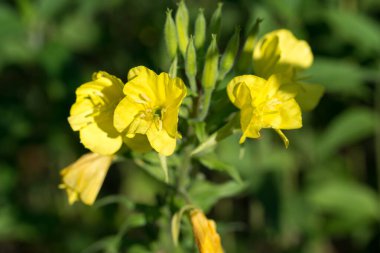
[60,29,323,209]
[61,66,187,205]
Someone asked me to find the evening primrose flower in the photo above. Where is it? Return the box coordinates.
[68,71,124,155]
[60,153,113,205]
[253,29,313,79]
[113,66,187,156]
[227,74,302,147]
[190,209,224,253]
[253,29,324,111]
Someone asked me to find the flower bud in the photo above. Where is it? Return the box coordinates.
[164,9,178,60]
[202,34,219,90]
[219,27,240,80]
[209,2,223,36]
[237,18,262,72]
[185,36,197,94]
[175,0,189,57]
[194,8,206,49]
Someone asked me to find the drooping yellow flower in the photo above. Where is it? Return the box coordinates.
[113,66,187,156]
[59,153,113,205]
[253,29,313,79]
[190,209,224,253]
[253,29,324,111]
[68,71,124,155]
[227,74,302,147]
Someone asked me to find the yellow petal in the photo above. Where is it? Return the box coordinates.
[146,124,176,156]
[113,97,146,133]
[263,99,302,129]
[274,29,313,69]
[239,106,261,143]
[254,29,313,78]
[124,66,159,106]
[60,153,113,205]
[79,122,122,155]
[190,209,224,253]
[295,82,325,111]
[227,75,266,108]
[162,106,181,137]
[68,98,96,131]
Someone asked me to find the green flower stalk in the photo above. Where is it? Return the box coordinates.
[194,8,206,49]
[175,0,189,57]
[164,9,178,60]
[219,27,240,80]
[209,2,223,36]
[185,36,198,95]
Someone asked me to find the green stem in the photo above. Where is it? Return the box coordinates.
[198,88,213,121]
[375,74,380,200]
[188,75,198,96]
[159,154,169,183]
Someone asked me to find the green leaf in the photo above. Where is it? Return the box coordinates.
[189,180,247,212]
[307,179,380,232]
[191,113,239,157]
[171,204,196,246]
[317,108,376,159]
[198,153,242,183]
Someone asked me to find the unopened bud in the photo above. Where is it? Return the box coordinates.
[209,2,223,36]
[175,0,189,57]
[164,9,178,60]
[219,27,240,80]
[202,35,219,90]
[194,8,206,49]
[185,36,197,94]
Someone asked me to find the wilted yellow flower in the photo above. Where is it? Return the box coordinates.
[253,29,313,79]
[60,153,113,205]
[227,74,302,147]
[190,209,224,253]
[113,66,187,156]
[68,71,124,155]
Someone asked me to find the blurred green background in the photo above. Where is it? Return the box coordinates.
[1,0,380,252]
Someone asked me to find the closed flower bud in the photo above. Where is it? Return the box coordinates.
[164,9,178,60]
[175,0,189,57]
[185,36,198,94]
[60,153,113,205]
[209,2,223,36]
[219,27,240,80]
[202,34,219,90]
[194,8,206,49]
[190,209,224,253]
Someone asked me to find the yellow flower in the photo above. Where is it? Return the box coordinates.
[113,66,187,156]
[253,29,324,111]
[59,153,113,205]
[190,209,224,253]
[68,71,124,155]
[253,29,313,79]
[227,74,302,147]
